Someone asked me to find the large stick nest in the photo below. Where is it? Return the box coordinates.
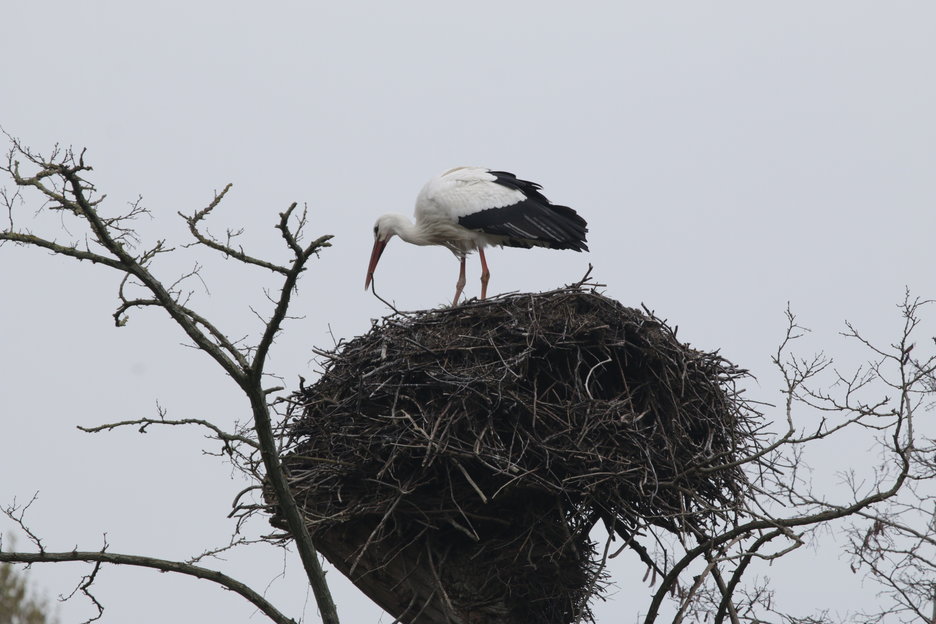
[274,284,760,624]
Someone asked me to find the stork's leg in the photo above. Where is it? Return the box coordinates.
[453,256,467,306]
[478,248,490,301]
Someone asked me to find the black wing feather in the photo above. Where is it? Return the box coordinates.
[457,171,589,252]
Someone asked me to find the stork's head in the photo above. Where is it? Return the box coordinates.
[364,215,399,291]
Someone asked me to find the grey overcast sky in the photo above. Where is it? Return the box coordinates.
[2,2,934,622]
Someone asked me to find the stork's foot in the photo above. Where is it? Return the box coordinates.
[452,284,466,306]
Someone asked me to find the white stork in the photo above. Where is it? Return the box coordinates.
[365,167,588,306]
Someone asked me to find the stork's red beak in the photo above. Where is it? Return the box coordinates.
[364,239,388,290]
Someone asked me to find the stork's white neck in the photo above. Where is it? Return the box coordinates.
[377,213,434,246]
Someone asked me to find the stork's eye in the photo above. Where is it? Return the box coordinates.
[373,226,379,237]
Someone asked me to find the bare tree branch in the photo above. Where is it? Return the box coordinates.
[179,183,296,275]
[1,139,339,623]
[77,417,260,449]
[0,550,297,624]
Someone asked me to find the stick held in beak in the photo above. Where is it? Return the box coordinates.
[365,239,388,290]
